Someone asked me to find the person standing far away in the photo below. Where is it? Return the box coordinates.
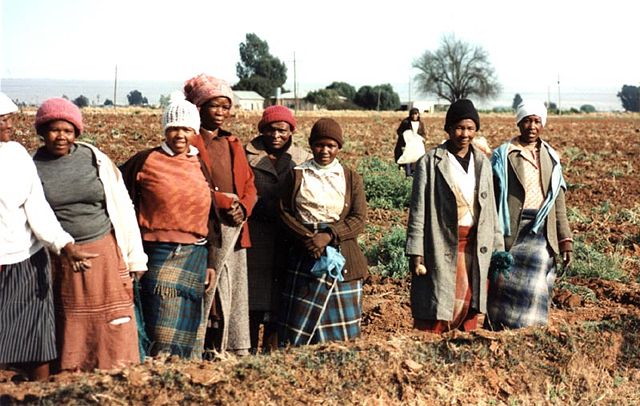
[485,101,573,330]
[32,98,147,372]
[245,105,311,353]
[0,93,98,380]
[184,73,257,356]
[405,99,504,333]
[278,118,368,346]
[394,107,426,176]
[120,93,218,359]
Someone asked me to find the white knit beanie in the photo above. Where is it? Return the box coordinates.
[162,91,200,132]
[0,92,18,115]
[516,101,547,127]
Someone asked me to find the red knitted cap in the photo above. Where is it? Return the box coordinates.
[35,98,83,134]
[258,105,296,133]
[309,118,343,148]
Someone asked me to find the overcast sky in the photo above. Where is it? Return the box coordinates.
[1,0,638,102]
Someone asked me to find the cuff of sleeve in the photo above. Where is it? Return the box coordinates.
[53,234,75,256]
[559,240,573,253]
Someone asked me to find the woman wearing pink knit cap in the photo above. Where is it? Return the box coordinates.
[32,98,147,372]
[244,105,311,352]
[184,73,257,356]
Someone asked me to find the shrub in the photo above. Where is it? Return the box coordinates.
[365,226,408,278]
[565,237,628,282]
[357,156,412,209]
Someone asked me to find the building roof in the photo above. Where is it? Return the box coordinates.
[233,91,264,100]
[279,90,309,99]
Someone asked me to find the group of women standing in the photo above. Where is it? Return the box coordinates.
[0,83,572,379]
[406,99,572,333]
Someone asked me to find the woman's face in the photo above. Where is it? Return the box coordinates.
[0,113,13,142]
[263,121,292,152]
[311,137,340,166]
[200,96,232,130]
[410,111,420,121]
[165,126,196,155]
[447,118,476,151]
[42,120,76,156]
[517,115,544,145]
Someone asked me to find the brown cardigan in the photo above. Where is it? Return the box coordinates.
[278,163,369,282]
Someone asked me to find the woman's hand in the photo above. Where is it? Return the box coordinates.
[223,202,245,226]
[303,232,332,259]
[61,242,99,273]
[561,251,572,274]
[409,255,428,276]
[205,268,216,293]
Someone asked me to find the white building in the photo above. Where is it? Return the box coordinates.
[233,91,265,111]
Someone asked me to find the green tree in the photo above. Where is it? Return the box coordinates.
[580,104,596,113]
[158,94,171,109]
[617,85,640,112]
[512,93,523,110]
[305,88,341,107]
[326,81,356,100]
[127,90,148,106]
[354,84,400,110]
[413,34,501,103]
[234,33,287,99]
[103,99,113,106]
[73,95,89,108]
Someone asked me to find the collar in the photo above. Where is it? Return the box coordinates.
[296,158,342,174]
[160,142,199,157]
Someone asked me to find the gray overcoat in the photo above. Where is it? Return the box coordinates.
[405,143,504,321]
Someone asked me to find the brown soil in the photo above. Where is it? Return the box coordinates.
[2,111,639,404]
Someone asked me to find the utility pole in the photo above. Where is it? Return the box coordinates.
[113,64,118,108]
[557,73,561,115]
[376,87,381,111]
[408,76,412,106]
[293,52,298,112]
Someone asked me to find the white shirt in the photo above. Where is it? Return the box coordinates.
[0,141,73,265]
[294,159,346,224]
[446,150,477,227]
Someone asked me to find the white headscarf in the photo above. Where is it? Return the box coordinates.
[516,101,547,127]
[0,92,18,116]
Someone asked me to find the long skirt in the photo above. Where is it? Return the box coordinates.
[51,232,139,371]
[141,242,207,359]
[0,248,56,364]
[279,247,362,346]
[485,209,556,330]
[413,226,478,333]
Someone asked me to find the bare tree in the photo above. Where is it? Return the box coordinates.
[413,34,501,103]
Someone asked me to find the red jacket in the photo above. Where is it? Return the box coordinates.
[192,129,257,248]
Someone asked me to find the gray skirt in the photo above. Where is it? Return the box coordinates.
[0,248,57,363]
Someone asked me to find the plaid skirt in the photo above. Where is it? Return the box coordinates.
[485,209,556,330]
[279,247,362,346]
[0,248,56,363]
[141,242,207,359]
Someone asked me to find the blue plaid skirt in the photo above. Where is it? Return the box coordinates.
[279,247,362,346]
[140,242,207,358]
[485,209,556,330]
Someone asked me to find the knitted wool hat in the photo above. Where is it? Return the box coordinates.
[0,92,18,115]
[516,101,547,127]
[35,98,84,134]
[183,73,234,107]
[162,91,200,132]
[444,99,480,132]
[258,105,297,133]
[309,118,344,148]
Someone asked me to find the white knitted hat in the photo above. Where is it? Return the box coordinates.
[516,101,547,127]
[0,92,18,115]
[162,91,200,132]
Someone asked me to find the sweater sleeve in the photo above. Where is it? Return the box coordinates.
[405,155,427,257]
[22,151,74,254]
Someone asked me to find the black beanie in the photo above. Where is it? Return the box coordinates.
[444,99,480,131]
[309,118,344,148]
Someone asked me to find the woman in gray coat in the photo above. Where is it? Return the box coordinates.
[406,99,503,333]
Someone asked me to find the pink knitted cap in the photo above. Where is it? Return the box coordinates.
[183,74,234,107]
[35,98,84,134]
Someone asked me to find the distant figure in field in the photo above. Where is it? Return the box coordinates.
[184,73,257,356]
[120,93,217,358]
[278,118,368,346]
[394,107,426,177]
[32,98,146,372]
[485,101,573,330]
[0,93,92,380]
[406,99,503,333]
[244,106,311,353]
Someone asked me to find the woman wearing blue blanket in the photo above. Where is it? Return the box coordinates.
[486,101,573,330]
[278,118,368,346]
